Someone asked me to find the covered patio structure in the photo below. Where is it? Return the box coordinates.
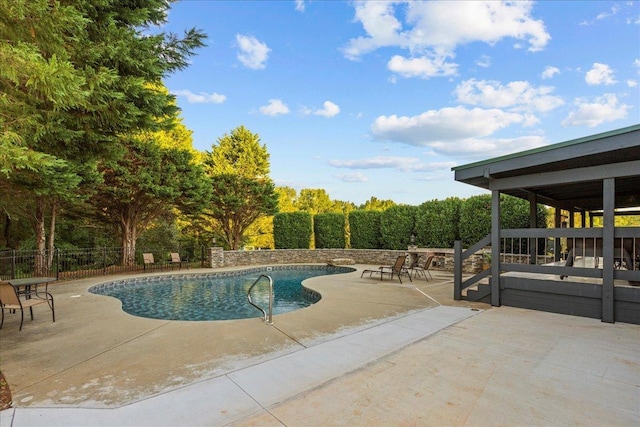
[452,124,640,324]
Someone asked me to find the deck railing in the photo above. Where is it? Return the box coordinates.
[454,227,640,300]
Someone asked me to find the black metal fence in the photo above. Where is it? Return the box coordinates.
[0,246,208,281]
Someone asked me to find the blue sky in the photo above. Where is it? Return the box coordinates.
[163,1,640,206]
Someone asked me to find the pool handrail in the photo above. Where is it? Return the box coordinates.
[246,274,274,325]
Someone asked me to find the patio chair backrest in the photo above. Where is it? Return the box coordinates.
[423,255,434,269]
[143,253,155,265]
[0,282,19,306]
[393,255,406,272]
[170,253,181,263]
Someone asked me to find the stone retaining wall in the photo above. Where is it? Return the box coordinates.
[207,247,485,274]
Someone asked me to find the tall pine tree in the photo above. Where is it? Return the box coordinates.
[0,0,205,272]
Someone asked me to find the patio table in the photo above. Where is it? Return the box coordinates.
[7,277,57,299]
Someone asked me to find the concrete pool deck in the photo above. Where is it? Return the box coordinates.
[1,265,638,426]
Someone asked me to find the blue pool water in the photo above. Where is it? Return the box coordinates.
[89,265,354,321]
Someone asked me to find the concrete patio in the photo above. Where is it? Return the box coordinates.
[1,266,638,426]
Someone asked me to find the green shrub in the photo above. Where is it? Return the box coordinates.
[459,194,492,247]
[273,212,312,249]
[459,194,548,248]
[349,210,382,249]
[501,194,548,254]
[380,205,416,250]
[314,213,346,249]
[415,197,461,248]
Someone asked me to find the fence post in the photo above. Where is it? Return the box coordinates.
[55,247,60,279]
[103,246,107,275]
[11,249,16,279]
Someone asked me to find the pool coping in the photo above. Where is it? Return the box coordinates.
[87,265,357,321]
[0,265,485,409]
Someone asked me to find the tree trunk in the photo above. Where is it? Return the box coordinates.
[2,210,19,250]
[47,201,57,268]
[120,214,138,267]
[233,224,242,251]
[33,198,48,276]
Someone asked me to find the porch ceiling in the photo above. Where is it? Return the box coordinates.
[453,125,640,211]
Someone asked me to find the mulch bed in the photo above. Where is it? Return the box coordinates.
[0,371,11,411]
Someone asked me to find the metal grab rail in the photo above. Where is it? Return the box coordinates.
[246,274,274,325]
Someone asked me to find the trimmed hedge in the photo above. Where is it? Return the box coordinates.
[459,194,548,247]
[274,195,548,251]
[314,212,346,249]
[380,205,417,250]
[349,210,382,249]
[415,197,462,248]
[459,194,492,247]
[273,212,312,249]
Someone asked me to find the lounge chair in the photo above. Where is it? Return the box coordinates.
[143,253,157,271]
[0,281,55,331]
[411,254,434,280]
[407,254,421,271]
[169,252,188,270]
[361,255,412,284]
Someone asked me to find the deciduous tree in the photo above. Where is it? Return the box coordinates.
[297,189,334,214]
[275,186,298,213]
[360,196,395,211]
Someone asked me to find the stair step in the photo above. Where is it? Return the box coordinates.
[466,283,491,302]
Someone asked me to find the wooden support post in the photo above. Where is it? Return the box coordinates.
[554,208,562,262]
[529,193,537,265]
[602,178,615,323]
[491,190,501,306]
[454,240,462,301]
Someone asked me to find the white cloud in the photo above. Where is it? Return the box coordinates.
[314,101,341,118]
[429,135,547,158]
[580,5,620,26]
[634,58,640,73]
[454,79,564,112]
[561,94,630,127]
[343,1,550,62]
[259,99,290,116]
[330,159,459,179]
[236,34,270,69]
[476,55,491,68]
[387,54,458,79]
[541,66,560,79]
[585,63,616,85]
[596,5,620,20]
[329,156,424,172]
[628,80,638,87]
[295,0,305,12]
[371,106,526,146]
[342,2,405,60]
[333,172,368,183]
[172,89,226,104]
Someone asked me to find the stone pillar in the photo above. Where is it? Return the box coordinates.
[208,247,224,268]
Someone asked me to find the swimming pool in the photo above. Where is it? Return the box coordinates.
[89,265,354,321]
